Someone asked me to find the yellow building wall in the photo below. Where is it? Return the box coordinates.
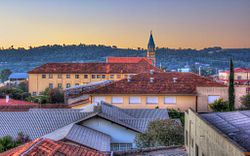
[87,95,196,111]
[185,109,246,156]
[219,72,249,81]
[28,73,134,94]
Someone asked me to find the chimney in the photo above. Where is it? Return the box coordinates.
[150,69,154,75]
[6,95,10,103]
[150,77,154,83]
[173,77,178,83]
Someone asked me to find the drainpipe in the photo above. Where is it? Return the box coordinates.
[195,96,198,112]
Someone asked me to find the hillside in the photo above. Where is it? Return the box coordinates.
[0,45,249,73]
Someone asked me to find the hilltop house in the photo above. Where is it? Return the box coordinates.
[219,67,250,85]
[69,72,229,112]
[0,102,168,152]
[185,109,250,156]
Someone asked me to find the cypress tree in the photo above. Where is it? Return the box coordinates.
[228,58,235,111]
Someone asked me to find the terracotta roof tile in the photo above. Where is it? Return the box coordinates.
[1,138,106,156]
[106,57,153,64]
[222,68,250,74]
[86,72,226,95]
[0,99,38,106]
[28,60,162,74]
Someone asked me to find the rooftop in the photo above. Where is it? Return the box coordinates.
[28,59,162,74]
[106,57,153,64]
[221,68,250,74]
[85,72,226,95]
[201,110,250,152]
[1,138,106,156]
[0,102,168,151]
[8,73,28,79]
[0,99,38,106]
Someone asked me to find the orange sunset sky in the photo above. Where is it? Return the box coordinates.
[0,0,250,49]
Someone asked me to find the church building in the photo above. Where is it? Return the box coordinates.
[106,31,157,66]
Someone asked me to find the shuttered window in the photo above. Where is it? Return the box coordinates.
[208,96,220,104]
[93,96,105,103]
[112,97,123,104]
[129,96,141,104]
[146,96,158,104]
[164,96,176,104]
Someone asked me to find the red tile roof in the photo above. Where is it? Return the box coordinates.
[222,68,250,74]
[0,99,38,106]
[28,60,162,74]
[86,72,226,95]
[1,138,106,156]
[106,57,153,64]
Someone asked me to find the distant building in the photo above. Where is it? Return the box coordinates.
[0,102,168,152]
[185,109,250,156]
[219,68,250,85]
[8,73,28,82]
[106,31,156,66]
[177,67,191,73]
[74,72,229,112]
[28,60,162,95]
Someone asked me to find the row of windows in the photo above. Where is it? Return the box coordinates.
[49,83,80,89]
[94,95,221,104]
[93,96,177,104]
[41,74,130,79]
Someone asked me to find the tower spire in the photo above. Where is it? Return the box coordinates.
[147,31,156,66]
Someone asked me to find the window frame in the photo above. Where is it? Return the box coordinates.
[164,96,177,104]
[111,96,124,104]
[42,74,46,79]
[66,74,70,79]
[129,96,141,104]
[146,96,158,104]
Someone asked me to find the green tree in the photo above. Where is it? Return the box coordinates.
[48,88,64,103]
[240,94,250,109]
[209,98,229,112]
[168,109,184,126]
[0,69,12,82]
[135,120,184,148]
[228,59,235,111]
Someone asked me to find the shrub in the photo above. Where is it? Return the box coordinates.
[240,94,250,110]
[209,98,229,112]
[135,119,184,148]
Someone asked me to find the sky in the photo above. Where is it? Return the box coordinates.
[0,0,250,49]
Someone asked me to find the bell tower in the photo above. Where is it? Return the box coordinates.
[147,31,156,66]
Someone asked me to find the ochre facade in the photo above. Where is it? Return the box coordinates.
[28,73,134,95]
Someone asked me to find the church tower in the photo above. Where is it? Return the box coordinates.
[147,31,156,66]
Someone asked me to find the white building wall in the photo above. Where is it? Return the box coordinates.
[82,117,138,148]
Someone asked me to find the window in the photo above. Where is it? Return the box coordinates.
[102,75,106,79]
[58,74,62,79]
[164,96,176,104]
[237,75,242,80]
[75,74,79,79]
[58,83,62,89]
[66,74,70,79]
[112,96,123,104]
[195,144,199,156]
[66,83,71,88]
[208,95,220,104]
[92,75,96,79]
[117,74,121,79]
[124,75,128,79]
[32,92,37,96]
[129,96,141,104]
[42,74,46,79]
[111,143,132,151]
[93,96,105,103]
[49,83,53,89]
[110,75,114,79]
[185,130,188,145]
[146,96,158,104]
[84,75,88,79]
[75,83,79,86]
[97,75,101,79]
[48,74,53,79]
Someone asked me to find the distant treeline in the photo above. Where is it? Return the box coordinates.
[0,44,249,72]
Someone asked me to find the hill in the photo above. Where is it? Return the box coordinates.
[0,44,249,73]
